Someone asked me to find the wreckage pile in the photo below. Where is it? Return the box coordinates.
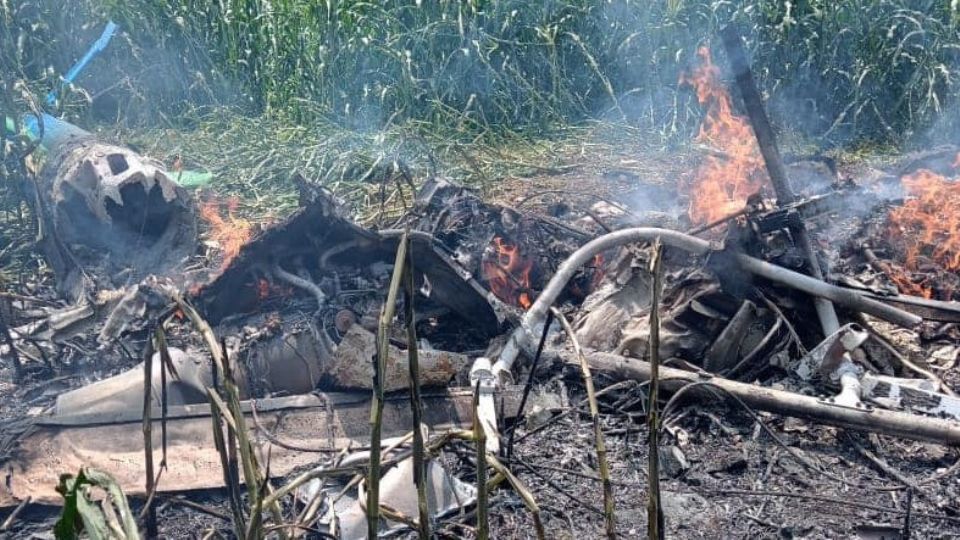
[3,34,960,539]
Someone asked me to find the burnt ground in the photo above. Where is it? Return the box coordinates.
[2,142,960,538]
[4,364,960,538]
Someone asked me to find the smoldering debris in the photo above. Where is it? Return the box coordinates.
[35,142,197,300]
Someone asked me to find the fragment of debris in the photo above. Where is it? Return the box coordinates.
[3,28,960,540]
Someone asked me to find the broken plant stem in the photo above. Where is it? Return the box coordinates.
[222,345,263,526]
[847,433,935,505]
[368,231,407,538]
[647,240,665,540]
[513,459,606,516]
[474,381,489,540]
[0,496,30,531]
[141,329,158,539]
[207,387,245,535]
[173,296,225,374]
[551,306,616,539]
[486,454,546,540]
[402,231,430,540]
[184,298,285,538]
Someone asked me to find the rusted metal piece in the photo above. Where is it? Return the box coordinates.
[36,142,197,298]
[327,325,467,391]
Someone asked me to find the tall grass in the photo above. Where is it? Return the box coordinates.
[4,1,960,143]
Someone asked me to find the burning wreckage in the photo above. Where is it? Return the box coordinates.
[3,32,960,538]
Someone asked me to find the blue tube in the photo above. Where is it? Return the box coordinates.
[24,113,92,150]
[46,21,118,106]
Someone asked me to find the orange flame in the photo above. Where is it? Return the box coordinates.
[483,236,534,309]
[680,46,767,224]
[257,278,271,300]
[255,277,292,301]
[885,167,960,299]
[200,197,253,272]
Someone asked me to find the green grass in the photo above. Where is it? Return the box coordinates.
[5,1,959,145]
[114,106,627,223]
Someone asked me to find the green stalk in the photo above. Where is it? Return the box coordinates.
[402,231,430,539]
[141,330,158,538]
[552,307,616,538]
[367,233,408,538]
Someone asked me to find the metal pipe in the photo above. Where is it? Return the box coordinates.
[733,255,920,328]
[585,351,960,446]
[720,26,840,336]
[490,228,922,378]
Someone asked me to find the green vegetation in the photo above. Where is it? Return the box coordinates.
[4,1,959,142]
[55,468,140,540]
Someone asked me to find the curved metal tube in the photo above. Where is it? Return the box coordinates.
[491,227,922,378]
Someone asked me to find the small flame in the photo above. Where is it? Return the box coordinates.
[590,253,606,289]
[884,167,960,299]
[482,236,534,309]
[257,278,271,300]
[254,277,293,302]
[954,151,960,170]
[200,197,253,272]
[680,46,767,225]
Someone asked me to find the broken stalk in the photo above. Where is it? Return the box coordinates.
[0,496,30,532]
[141,330,158,539]
[224,343,263,525]
[552,307,616,539]
[368,231,407,538]
[486,454,545,540]
[180,297,286,538]
[647,240,665,540]
[402,231,430,539]
[206,388,245,535]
